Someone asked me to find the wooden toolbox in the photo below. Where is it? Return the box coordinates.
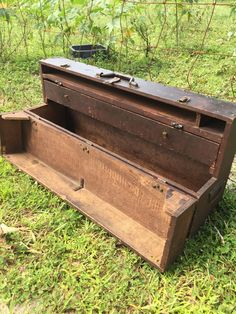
[1,58,236,271]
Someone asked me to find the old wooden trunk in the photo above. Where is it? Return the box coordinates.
[1,58,236,271]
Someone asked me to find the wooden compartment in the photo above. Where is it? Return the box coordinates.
[1,57,236,271]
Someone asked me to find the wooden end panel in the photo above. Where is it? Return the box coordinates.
[21,117,188,238]
[189,178,226,236]
[0,117,23,154]
[160,199,196,270]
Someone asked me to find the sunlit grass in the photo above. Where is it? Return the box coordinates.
[0,3,236,312]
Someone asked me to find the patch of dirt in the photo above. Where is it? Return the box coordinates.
[0,300,43,314]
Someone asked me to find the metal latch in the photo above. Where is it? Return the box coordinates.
[106,77,121,85]
[171,122,183,130]
[97,72,139,88]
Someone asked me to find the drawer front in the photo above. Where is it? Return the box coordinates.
[44,80,219,167]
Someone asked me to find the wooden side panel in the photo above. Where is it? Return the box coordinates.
[4,152,167,271]
[31,102,67,128]
[22,117,181,237]
[41,82,221,191]
[189,178,226,235]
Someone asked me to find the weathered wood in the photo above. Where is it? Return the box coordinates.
[28,105,199,197]
[2,117,196,271]
[1,112,30,121]
[42,72,224,143]
[0,57,235,271]
[40,58,236,122]
[21,116,193,237]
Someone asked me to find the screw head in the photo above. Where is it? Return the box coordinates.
[162,131,168,139]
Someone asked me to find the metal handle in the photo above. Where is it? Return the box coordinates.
[97,72,139,87]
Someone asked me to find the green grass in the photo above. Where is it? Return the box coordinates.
[0,3,236,313]
[0,156,235,313]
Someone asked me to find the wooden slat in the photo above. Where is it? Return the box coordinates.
[0,118,23,154]
[1,112,30,121]
[40,58,236,122]
[1,113,196,271]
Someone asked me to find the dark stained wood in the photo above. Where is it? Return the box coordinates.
[213,121,236,180]
[66,109,212,191]
[0,117,23,154]
[160,198,196,269]
[27,105,200,198]
[40,58,236,122]
[0,58,235,271]
[41,80,220,193]
[31,102,67,128]
[189,178,225,235]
